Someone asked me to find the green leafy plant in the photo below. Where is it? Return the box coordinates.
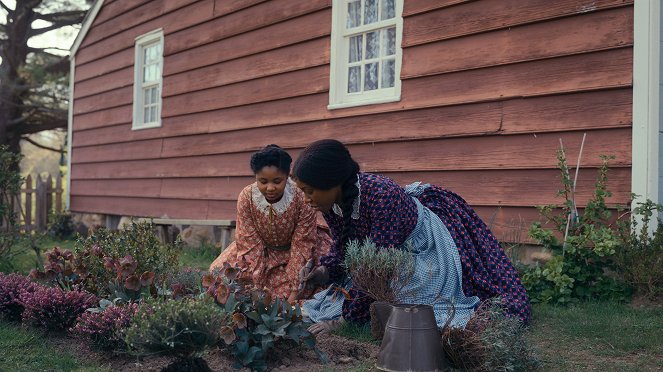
[47,211,75,240]
[73,221,180,297]
[124,297,229,371]
[0,146,22,271]
[202,263,326,371]
[615,199,663,299]
[523,150,630,304]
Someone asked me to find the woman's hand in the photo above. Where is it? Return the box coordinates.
[296,261,329,298]
[308,317,345,335]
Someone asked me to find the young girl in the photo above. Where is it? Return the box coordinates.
[210,145,331,303]
[293,139,530,332]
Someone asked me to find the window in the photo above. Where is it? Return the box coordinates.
[132,29,163,129]
[329,0,403,109]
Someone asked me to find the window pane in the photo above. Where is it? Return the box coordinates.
[381,59,395,88]
[364,62,378,91]
[143,47,149,64]
[364,0,377,25]
[143,87,151,105]
[381,0,395,20]
[349,35,363,63]
[151,86,158,104]
[143,107,150,123]
[348,66,361,93]
[150,106,157,123]
[383,27,396,56]
[347,0,361,28]
[366,31,379,59]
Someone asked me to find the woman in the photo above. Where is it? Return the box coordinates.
[293,139,531,331]
[210,145,332,303]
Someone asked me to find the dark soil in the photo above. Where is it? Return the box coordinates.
[50,333,379,371]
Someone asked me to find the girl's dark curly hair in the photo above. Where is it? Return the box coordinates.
[250,144,292,174]
[293,139,360,247]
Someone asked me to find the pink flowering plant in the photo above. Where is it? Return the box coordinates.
[0,272,40,322]
[72,300,139,351]
[21,285,97,332]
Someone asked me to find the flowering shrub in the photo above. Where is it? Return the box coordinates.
[74,221,180,297]
[0,273,40,321]
[124,298,229,370]
[72,301,138,351]
[21,285,97,332]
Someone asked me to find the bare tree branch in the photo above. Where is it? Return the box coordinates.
[35,10,86,24]
[15,118,68,135]
[21,136,64,153]
[0,1,11,14]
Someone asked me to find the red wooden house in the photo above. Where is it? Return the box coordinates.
[67,0,659,243]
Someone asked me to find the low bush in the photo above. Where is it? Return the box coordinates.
[73,221,180,297]
[442,299,541,371]
[615,199,663,299]
[21,285,97,332]
[71,300,138,351]
[164,267,205,299]
[202,263,325,371]
[0,273,40,321]
[124,297,228,371]
[47,211,75,240]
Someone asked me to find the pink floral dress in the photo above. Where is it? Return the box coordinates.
[210,179,332,299]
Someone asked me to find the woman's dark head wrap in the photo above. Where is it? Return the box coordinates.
[292,139,359,189]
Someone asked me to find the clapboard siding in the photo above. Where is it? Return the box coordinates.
[70,127,631,178]
[165,0,330,55]
[72,89,632,155]
[80,0,199,49]
[69,0,635,239]
[72,88,632,147]
[403,7,633,78]
[76,0,215,65]
[70,168,631,207]
[403,0,631,47]
[163,37,330,97]
[165,9,331,76]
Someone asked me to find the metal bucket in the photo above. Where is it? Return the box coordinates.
[376,304,447,372]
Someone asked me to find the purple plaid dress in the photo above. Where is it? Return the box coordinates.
[321,173,531,324]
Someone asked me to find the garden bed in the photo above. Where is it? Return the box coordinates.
[48,331,378,371]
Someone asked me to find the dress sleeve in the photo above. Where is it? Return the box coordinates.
[284,194,318,293]
[319,213,346,283]
[233,186,266,280]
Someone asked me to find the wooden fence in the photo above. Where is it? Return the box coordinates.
[13,174,64,232]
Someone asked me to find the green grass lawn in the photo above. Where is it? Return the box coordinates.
[0,321,109,372]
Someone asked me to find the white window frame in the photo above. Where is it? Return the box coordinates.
[328,0,404,110]
[132,29,164,130]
